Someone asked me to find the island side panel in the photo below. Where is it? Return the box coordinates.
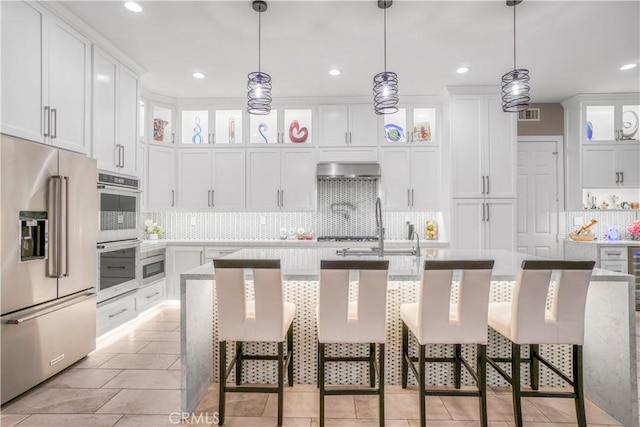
[181,277,214,416]
[584,277,639,427]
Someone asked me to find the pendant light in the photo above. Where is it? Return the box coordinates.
[247,0,272,115]
[501,0,530,112]
[373,0,399,115]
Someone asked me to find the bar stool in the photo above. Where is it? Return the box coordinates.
[213,259,295,427]
[317,260,389,427]
[487,260,596,427]
[401,260,495,427]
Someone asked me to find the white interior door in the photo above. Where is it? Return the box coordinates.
[517,139,560,257]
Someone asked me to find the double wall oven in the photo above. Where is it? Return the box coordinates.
[97,172,141,303]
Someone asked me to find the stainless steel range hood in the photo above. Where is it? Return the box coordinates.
[316,162,381,179]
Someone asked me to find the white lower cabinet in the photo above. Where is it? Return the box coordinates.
[380,147,440,211]
[452,199,516,251]
[166,246,204,299]
[96,293,137,337]
[136,280,166,313]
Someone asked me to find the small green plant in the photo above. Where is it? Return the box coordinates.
[144,219,164,236]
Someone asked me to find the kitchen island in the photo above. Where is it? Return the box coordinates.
[180,248,637,427]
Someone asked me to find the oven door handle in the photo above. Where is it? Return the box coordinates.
[97,184,143,194]
[97,240,141,252]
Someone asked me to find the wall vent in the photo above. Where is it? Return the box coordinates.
[518,108,540,121]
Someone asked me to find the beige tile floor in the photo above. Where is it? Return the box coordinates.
[0,303,629,427]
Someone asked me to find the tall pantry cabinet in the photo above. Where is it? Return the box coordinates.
[448,90,517,251]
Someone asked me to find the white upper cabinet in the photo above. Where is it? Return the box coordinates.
[147,145,176,211]
[179,107,243,146]
[450,95,516,198]
[246,148,316,211]
[318,104,379,147]
[380,147,440,211]
[582,144,640,188]
[584,101,640,143]
[177,149,245,210]
[1,2,90,154]
[92,47,139,175]
[152,104,175,145]
[381,106,437,145]
[248,107,314,146]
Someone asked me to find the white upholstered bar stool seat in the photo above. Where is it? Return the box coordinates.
[316,259,389,427]
[486,260,596,427]
[401,260,495,427]
[214,259,295,427]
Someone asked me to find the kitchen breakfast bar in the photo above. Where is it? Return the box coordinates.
[179,248,638,427]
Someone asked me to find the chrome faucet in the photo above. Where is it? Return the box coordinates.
[410,230,421,257]
[375,197,384,256]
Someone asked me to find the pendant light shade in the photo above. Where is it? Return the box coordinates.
[501,0,530,112]
[373,0,399,115]
[247,0,272,115]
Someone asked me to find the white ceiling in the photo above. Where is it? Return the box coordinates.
[60,0,640,102]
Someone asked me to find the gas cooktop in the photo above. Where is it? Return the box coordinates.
[316,236,379,242]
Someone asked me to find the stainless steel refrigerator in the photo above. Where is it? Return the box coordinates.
[1,135,98,404]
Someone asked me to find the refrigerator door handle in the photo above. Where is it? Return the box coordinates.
[63,176,70,277]
[47,176,62,278]
[4,292,96,325]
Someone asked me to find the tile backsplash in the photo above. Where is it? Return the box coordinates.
[142,210,443,241]
[563,210,640,240]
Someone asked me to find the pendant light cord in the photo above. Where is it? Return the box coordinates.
[383,5,388,72]
[512,3,516,69]
[258,9,262,72]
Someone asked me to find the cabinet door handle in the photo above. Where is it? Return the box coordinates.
[616,172,620,183]
[208,133,212,144]
[481,176,485,194]
[44,106,50,137]
[345,132,348,145]
[277,190,280,207]
[120,145,125,168]
[620,171,624,184]
[486,176,490,194]
[407,189,411,206]
[200,251,204,265]
[481,203,485,221]
[211,189,215,207]
[146,292,161,299]
[172,133,175,144]
[50,108,57,139]
[486,203,490,221]
[349,132,352,144]
[280,189,284,207]
[411,189,414,206]
[108,308,128,318]
[171,190,175,207]
[207,190,211,207]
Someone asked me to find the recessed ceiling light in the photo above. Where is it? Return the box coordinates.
[192,72,205,79]
[329,69,341,76]
[456,66,470,74]
[620,63,637,71]
[124,1,142,13]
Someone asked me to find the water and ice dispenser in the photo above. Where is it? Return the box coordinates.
[19,211,48,262]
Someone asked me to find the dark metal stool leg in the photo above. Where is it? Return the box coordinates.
[235,341,242,386]
[477,344,488,427]
[369,343,376,388]
[218,341,227,426]
[530,344,539,390]
[287,324,294,387]
[419,344,426,427]
[277,341,284,427]
[316,342,320,389]
[573,345,587,427]
[319,343,326,427]
[454,343,462,389]
[378,343,385,427]
[511,342,523,427]
[401,322,408,389]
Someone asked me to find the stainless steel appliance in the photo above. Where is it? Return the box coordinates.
[316,162,381,179]
[97,239,141,302]
[140,248,166,286]
[97,172,141,243]
[628,246,640,310]
[1,135,98,404]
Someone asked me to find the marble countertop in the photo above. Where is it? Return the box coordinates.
[564,239,640,246]
[181,248,631,282]
[141,239,450,252]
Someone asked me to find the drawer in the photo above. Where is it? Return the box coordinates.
[97,293,136,337]
[599,246,628,261]
[136,279,165,313]
[204,248,238,259]
[599,260,628,274]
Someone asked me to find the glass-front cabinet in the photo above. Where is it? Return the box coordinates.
[152,104,175,144]
[179,108,243,145]
[584,102,640,143]
[248,107,313,145]
[381,106,437,144]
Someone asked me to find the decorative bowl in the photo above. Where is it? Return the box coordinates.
[568,231,595,241]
